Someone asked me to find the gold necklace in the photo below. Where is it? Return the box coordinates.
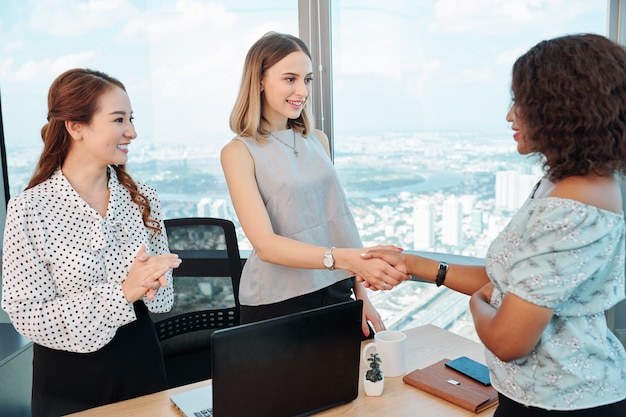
[269,130,298,157]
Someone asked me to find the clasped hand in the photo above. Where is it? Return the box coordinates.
[352,245,410,291]
[122,244,182,302]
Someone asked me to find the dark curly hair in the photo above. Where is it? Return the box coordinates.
[511,33,626,181]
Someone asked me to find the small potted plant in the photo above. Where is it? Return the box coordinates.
[364,352,384,396]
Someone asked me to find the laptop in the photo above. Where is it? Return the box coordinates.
[170,299,363,417]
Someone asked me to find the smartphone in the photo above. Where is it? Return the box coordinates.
[444,356,491,386]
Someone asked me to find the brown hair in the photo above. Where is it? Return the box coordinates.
[511,33,626,181]
[28,68,160,235]
[229,31,314,140]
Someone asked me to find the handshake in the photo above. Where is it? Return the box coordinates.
[344,245,413,292]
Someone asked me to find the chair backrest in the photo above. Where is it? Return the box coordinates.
[151,217,242,350]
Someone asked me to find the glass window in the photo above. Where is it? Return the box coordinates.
[0,0,297,228]
[330,0,607,339]
[0,0,610,339]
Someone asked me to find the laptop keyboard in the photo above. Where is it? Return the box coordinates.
[194,409,212,417]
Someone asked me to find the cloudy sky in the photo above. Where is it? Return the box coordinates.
[331,0,606,133]
[0,0,606,149]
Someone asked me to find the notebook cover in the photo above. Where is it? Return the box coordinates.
[402,358,498,413]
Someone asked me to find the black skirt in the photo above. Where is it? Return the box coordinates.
[494,392,626,417]
[31,301,167,417]
[239,277,373,339]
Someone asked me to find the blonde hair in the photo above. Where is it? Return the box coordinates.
[229,32,314,141]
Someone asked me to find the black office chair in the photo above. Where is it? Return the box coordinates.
[150,217,242,388]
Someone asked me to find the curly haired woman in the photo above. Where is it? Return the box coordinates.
[363,34,626,416]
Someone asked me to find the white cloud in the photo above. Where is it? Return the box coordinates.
[13,51,96,83]
[0,57,15,82]
[29,0,139,36]
[119,0,233,42]
[428,0,601,35]
[495,47,528,67]
[461,67,495,82]
[333,8,430,79]
[2,38,25,54]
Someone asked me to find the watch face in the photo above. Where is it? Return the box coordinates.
[323,248,335,269]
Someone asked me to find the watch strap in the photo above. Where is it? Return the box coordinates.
[435,261,448,287]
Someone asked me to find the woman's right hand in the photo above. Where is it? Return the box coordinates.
[357,248,409,290]
[122,245,182,302]
[341,245,409,291]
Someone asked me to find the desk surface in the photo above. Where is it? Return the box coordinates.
[67,324,496,417]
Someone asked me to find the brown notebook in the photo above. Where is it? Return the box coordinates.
[403,358,499,413]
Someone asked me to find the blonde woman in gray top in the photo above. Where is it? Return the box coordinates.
[221,32,409,337]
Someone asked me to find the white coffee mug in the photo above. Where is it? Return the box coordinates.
[362,330,406,377]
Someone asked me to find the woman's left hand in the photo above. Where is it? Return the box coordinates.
[123,245,181,302]
[354,284,386,336]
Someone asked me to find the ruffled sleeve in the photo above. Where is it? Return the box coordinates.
[492,198,625,316]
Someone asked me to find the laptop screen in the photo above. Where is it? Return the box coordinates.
[211,300,363,417]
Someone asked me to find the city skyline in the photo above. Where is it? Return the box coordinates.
[7,129,539,258]
[2,127,544,341]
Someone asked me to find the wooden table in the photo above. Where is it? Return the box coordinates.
[67,324,496,417]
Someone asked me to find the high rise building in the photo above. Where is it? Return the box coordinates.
[495,171,539,212]
[413,199,434,250]
[441,198,463,247]
[197,198,229,218]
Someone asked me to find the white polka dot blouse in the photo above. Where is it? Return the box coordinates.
[1,167,173,353]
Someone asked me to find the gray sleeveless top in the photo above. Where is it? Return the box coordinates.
[233,129,362,305]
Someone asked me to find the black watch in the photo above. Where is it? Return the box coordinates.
[435,261,448,287]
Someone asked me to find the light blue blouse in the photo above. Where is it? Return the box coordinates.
[485,193,626,410]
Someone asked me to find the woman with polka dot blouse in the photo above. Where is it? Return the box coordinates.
[1,68,182,417]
